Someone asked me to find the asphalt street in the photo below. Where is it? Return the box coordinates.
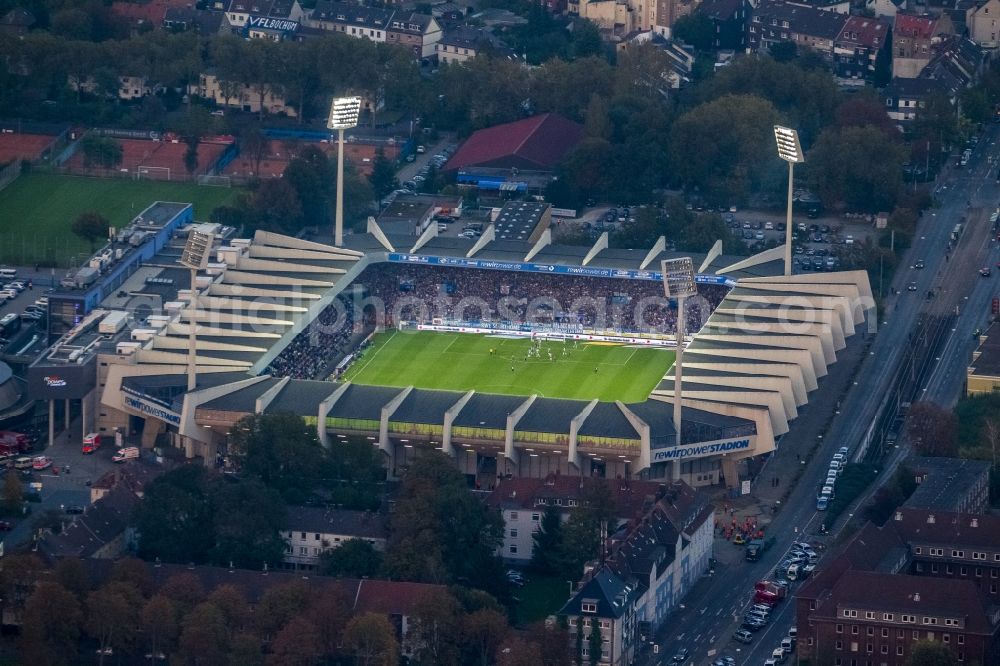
[650,124,1000,666]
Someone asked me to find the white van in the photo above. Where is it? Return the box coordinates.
[787,563,800,581]
[112,446,140,463]
[0,269,16,279]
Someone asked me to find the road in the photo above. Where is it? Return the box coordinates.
[649,125,1000,666]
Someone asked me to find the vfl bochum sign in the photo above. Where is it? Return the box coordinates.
[246,16,299,32]
[652,438,752,462]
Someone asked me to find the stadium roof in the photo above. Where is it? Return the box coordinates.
[443,114,584,172]
[100,228,872,474]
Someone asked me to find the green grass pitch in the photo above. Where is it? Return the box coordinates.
[0,174,240,267]
[343,330,676,402]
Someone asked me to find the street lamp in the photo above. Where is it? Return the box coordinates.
[327,96,362,247]
[662,258,697,482]
[180,229,214,392]
[774,125,804,277]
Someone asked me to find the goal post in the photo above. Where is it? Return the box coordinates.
[197,174,232,187]
[135,166,170,181]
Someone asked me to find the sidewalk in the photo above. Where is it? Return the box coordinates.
[751,327,872,507]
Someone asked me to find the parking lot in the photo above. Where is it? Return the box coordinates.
[0,270,50,354]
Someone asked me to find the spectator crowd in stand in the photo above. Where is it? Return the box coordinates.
[264,266,731,379]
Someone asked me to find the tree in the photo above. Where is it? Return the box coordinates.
[159,572,206,618]
[246,177,303,234]
[133,466,215,564]
[178,602,229,666]
[81,135,123,170]
[497,636,545,666]
[906,401,959,457]
[209,477,287,569]
[3,472,23,513]
[807,125,907,212]
[20,582,82,666]
[669,94,782,203]
[525,621,574,666]
[319,538,384,578]
[228,632,265,666]
[368,148,398,209]
[382,453,506,597]
[228,412,325,503]
[588,619,602,666]
[553,479,616,576]
[283,145,335,227]
[269,616,322,666]
[110,557,154,596]
[672,13,715,51]
[582,94,610,140]
[408,589,463,666]
[53,558,90,600]
[906,641,958,666]
[769,41,798,62]
[463,608,509,666]
[142,595,179,660]
[71,211,109,250]
[207,585,249,639]
[238,123,271,177]
[86,581,144,664]
[343,613,400,666]
[531,504,564,574]
[306,586,354,659]
[254,581,312,640]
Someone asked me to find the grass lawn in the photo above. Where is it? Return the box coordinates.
[342,330,675,402]
[515,573,571,626]
[0,173,241,267]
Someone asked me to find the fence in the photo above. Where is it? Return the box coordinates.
[0,160,21,195]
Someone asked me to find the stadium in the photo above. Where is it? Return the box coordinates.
[30,202,872,489]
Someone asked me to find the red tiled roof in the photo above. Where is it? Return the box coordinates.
[112,0,189,24]
[487,475,669,520]
[444,113,583,172]
[894,12,937,39]
[837,15,888,49]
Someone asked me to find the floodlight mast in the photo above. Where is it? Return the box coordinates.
[180,230,214,392]
[662,258,697,482]
[774,125,804,277]
[327,97,362,247]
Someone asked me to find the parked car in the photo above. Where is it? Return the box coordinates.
[733,629,754,644]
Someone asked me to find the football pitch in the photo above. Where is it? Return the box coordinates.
[0,174,240,267]
[342,330,676,402]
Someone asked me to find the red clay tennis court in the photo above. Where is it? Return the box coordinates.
[64,138,227,179]
[0,132,59,165]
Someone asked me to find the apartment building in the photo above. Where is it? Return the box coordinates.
[280,507,388,570]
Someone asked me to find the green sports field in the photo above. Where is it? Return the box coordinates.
[0,174,240,267]
[342,330,676,402]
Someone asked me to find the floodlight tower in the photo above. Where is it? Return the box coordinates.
[662,258,697,481]
[774,125,805,277]
[180,230,214,392]
[327,96,362,247]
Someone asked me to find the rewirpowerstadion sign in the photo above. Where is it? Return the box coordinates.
[652,437,754,462]
[386,253,737,287]
[121,387,181,426]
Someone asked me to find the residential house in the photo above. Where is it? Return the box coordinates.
[191,71,298,117]
[617,32,695,90]
[904,456,991,514]
[968,320,1000,396]
[431,1,468,25]
[280,507,388,570]
[749,0,850,61]
[436,27,515,64]
[833,15,890,79]
[884,77,941,126]
[0,7,34,37]
[697,0,751,50]
[570,0,696,36]
[920,36,985,98]
[386,12,442,60]
[68,75,157,101]
[487,476,679,562]
[558,481,714,666]
[37,485,138,561]
[869,0,905,19]
[306,1,391,44]
[798,569,1000,666]
[163,7,225,33]
[223,0,304,32]
[893,12,956,78]
[894,508,1000,602]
